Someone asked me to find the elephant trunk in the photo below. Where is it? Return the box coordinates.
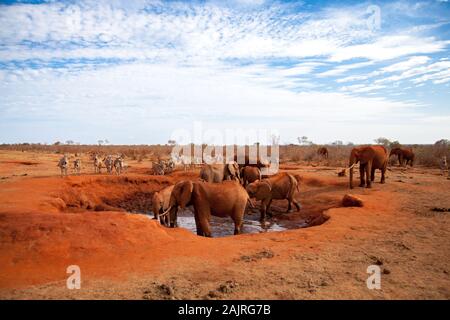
[169,206,178,228]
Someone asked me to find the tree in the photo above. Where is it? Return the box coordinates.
[389,140,401,148]
[435,139,449,146]
[98,140,104,146]
[332,140,343,146]
[65,140,74,145]
[297,136,313,145]
[434,139,450,156]
[54,141,61,146]
[374,137,391,147]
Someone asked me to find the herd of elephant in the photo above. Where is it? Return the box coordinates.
[152,162,300,237]
[348,145,415,189]
[151,145,416,237]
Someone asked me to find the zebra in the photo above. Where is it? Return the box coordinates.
[193,156,203,168]
[94,155,103,173]
[152,161,165,175]
[113,156,124,175]
[103,155,114,174]
[440,156,448,176]
[176,154,192,171]
[73,159,81,175]
[57,155,69,177]
[163,159,175,173]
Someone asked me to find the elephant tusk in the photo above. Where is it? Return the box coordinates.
[347,163,357,170]
[159,206,172,218]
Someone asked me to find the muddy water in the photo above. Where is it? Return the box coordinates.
[145,208,309,237]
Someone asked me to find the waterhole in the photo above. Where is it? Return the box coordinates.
[141,208,310,237]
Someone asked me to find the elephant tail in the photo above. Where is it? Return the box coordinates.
[292,174,301,192]
[288,174,299,196]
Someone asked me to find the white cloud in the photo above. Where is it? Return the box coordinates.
[335,56,432,84]
[1,2,447,65]
[380,56,431,72]
[329,36,449,62]
[376,60,450,84]
[0,1,449,143]
[0,62,426,143]
[341,84,386,93]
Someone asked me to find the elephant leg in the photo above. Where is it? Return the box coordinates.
[194,209,211,237]
[359,165,365,187]
[365,162,372,188]
[293,199,302,211]
[381,165,387,184]
[196,214,212,237]
[194,216,202,235]
[371,167,376,182]
[232,212,244,235]
[260,198,271,222]
[266,199,273,217]
[287,197,299,213]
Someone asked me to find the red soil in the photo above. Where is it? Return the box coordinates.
[0,150,449,299]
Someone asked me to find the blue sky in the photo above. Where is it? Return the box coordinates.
[0,0,449,144]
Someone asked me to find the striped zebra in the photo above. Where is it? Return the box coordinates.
[73,159,81,175]
[94,155,103,173]
[163,159,175,173]
[57,155,68,177]
[440,156,448,176]
[152,161,165,175]
[173,154,191,171]
[114,156,124,175]
[103,155,114,174]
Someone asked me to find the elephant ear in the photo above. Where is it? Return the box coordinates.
[227,163,239,179]
[177,180,194,209]
[255,180,271,200]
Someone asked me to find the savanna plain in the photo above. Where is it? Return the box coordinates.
[0,143,449,300]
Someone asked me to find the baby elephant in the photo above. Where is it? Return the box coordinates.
[152,185,174,226]
[246,173,301,222]
[241,166,261,186]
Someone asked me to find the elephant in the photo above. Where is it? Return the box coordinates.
[152,185,174,225]
[199,162,240,183]
[317,147,329,159]
[162,180,250,237]
[349,145,388,189]
[246,173,301,222]
[241,166,261,186]
[389,147,415,167]
[233,154,269,169]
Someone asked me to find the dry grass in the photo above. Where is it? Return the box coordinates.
[1,142,448,168]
